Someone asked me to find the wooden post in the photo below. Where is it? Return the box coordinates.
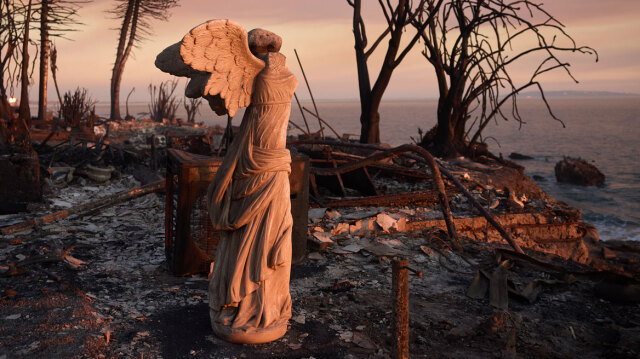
[392,259,409,359]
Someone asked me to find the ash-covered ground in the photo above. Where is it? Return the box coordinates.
[1,174,639,358]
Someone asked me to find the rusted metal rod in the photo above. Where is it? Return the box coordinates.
[319,189,443,208]
[311,144,418,176]
[288,120,310,136]
[302,106,344,140]
[392,259,410,359]
[293,49,324,139]
[293,92,311,135]
[435,165,524,254]
[288,139,525,254]
[1,180,165,236]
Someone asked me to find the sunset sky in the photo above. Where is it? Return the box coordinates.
[27,0,640,104]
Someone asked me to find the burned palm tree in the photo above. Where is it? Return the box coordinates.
[414,0,597,157]
[109,0,178,121]
[0,0,23,123]
[60,87,95,128]
[148,79,178,123]
[183,96,202,124]
[0,0,35,151]
[36,0,87,122]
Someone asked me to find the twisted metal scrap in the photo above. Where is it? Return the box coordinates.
[289,140,524,254]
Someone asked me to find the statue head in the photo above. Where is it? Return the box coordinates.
[247,29,282,55]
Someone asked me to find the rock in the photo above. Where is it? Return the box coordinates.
[375,213,397,233]
[349,219,375,234]
[325,209,341,219]
[532,175,546,182]
[339,330,353,342]
[341,209,379,220]
[340,244,363,253]
[554,157,605,186]
[509,152,534,160]
[311,232,334,250]
[353,332,377,350]
[331,222,349,236]
[308,208,327,222]
[307,252,325,260]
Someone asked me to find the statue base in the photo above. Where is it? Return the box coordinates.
[211,321,287,344]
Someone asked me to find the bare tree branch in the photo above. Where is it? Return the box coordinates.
[415,0,597,157]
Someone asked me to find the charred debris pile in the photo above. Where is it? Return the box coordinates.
[1,120,639,358]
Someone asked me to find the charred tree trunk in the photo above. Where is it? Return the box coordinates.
[110,0,137,121]
[351,0,374,143]
[424,95,468,158]
[37,0,49,122]
[351,0,411,144]
[362,27,404,144]
[358,102,380,144]
[50,44,63,106]
[19,0,32,123]
[0,96,10,148]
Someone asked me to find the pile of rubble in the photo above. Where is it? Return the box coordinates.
[1,125,639,357]
[0,169,637,358]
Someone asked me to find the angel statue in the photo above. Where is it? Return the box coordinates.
[155,20,297,344]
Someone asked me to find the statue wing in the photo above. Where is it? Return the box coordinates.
[180,20,265,117]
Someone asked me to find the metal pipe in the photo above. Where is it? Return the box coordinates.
[293,92,311,135]
[392,259,409,359]
[293,49,324,138]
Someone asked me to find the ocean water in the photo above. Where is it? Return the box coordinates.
[92,97,640,241]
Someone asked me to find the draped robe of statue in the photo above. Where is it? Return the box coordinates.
[206,52,297,344]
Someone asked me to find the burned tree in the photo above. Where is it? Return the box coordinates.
[109,0,178,121]
[35,0,86,122]
[0,0,34,150]
[184,96,202,124]
[347,0,443,144]
[0,0,18,149]
[60,87,95,128]
[18,0,33,124]
[148,80,178,123]
[415,0,597,157]
[0,0,41,203]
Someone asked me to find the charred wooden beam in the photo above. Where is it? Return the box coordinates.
[320,189,444,208]
[310,158,377,196]
[1,180,165,236]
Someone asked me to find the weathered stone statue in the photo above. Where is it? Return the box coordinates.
[155,20,296,344]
